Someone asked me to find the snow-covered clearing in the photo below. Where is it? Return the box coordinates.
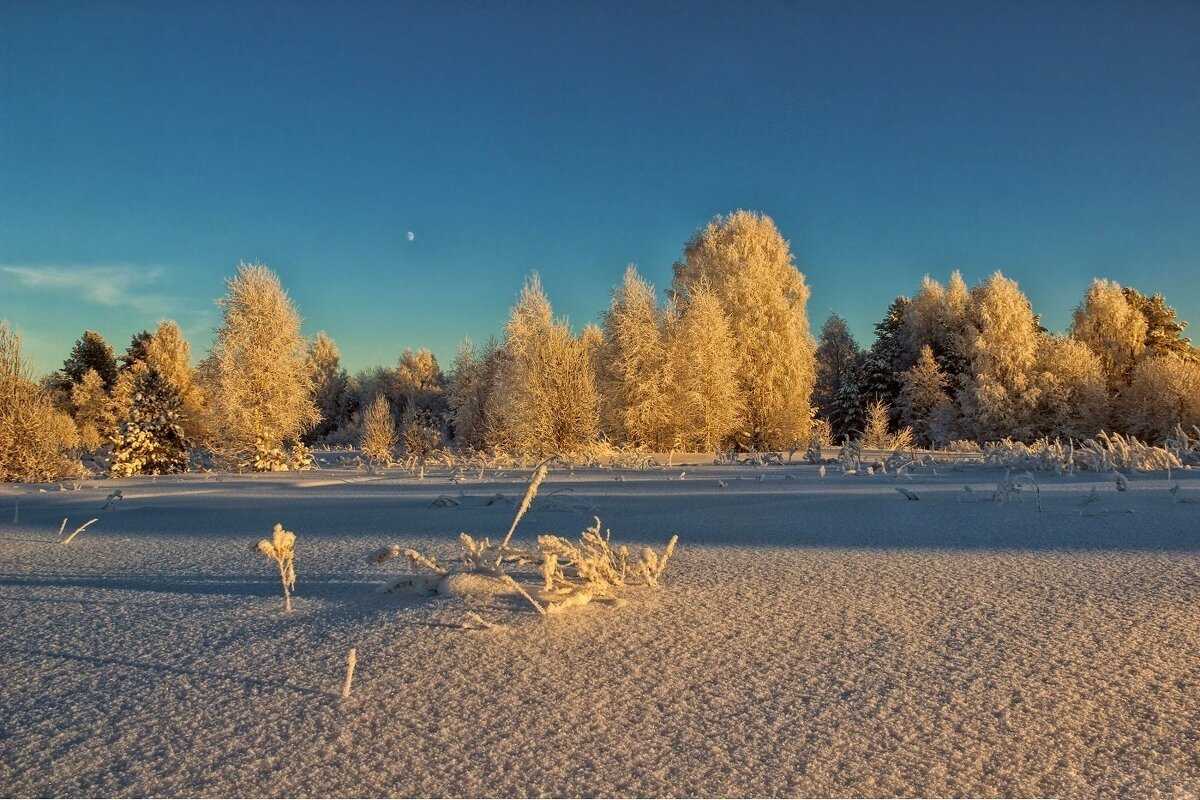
[1,459,1198,798]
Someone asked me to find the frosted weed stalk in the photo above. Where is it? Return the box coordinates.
[254,523,297,612]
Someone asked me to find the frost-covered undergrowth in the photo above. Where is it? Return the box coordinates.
[0,460,1198,798]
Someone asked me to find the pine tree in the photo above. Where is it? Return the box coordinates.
[813,314,862,423]
[671,211,816,450]
[1121,287,1198,362]
[120,330,153,371]
[661,287,741,451]
[359,393,397,464]
[55,330,118,394]
[859,296,912,422]
[598,265,667,447]
[898,345,951,447]
[1069,279,1148,392]
[110,367,190,476]
[205,263,319,466]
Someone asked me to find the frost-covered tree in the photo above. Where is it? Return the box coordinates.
[359,393,396,464]
[898,345,951,447]
[447,337,490,449]
[661,287,741,451]
[671,211,816,450]
[395,348,447,423]
[70,368,116,451]
[1118,355,1200,442]
[1027,335,1109,442]
[1069,279,1148,392]
[205,263,319,464]
[958,272,1039,441]
[110,367,190,477]
[305,331,348,442]
[598,265,667,447]
[813,314,862,423]
[490,274,599,454]
[0,322,81,482]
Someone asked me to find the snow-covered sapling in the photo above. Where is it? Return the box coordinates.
[254,523,297,612]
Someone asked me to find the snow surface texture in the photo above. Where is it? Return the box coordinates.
[1,459,1198,798]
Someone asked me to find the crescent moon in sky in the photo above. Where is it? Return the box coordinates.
[406,231,415,242]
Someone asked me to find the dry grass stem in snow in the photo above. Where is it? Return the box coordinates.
[496,460,549,562]
[254,523,297,612]
[341,648,357,699]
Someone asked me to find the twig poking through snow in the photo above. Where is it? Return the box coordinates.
[341,648,357,699]
[501,574,546,615]
[895,487,919,501]
[61,518,98,544]
[58,518,67,537]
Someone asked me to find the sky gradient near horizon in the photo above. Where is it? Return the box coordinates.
[2,0,1199,376]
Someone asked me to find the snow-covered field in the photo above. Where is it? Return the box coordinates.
[1,458,1198,798]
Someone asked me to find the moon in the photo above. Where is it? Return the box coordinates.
[406,231,415,242]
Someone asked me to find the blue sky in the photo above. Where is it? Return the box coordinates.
[2,0,1198,375]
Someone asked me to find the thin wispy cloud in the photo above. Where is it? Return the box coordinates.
[0,264,174,314]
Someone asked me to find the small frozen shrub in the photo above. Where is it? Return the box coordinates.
[254,523,297,611]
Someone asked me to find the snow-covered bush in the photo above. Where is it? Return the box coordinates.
[253,523,297,612]
[370,464,679,616]
[1165,424,1200,467]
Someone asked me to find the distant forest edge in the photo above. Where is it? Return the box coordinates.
[2,210,1198,481]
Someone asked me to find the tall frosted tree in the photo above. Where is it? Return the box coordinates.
[395,348,447,421]
[598,265,667,447]
[205,263,319,463]
[1027,335,1109,441]
[1069,279,1148,392]
[958,272,1040,441]
[662,287,741,451]
[305,331,348,442]
[490,274,599,454]
[447,337,488,449]
[671,211,816,450]
[813,314,862,425]
[0,321,80,482]
[898,345,951,447]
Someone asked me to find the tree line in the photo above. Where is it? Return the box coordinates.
[1,210,1197,481]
